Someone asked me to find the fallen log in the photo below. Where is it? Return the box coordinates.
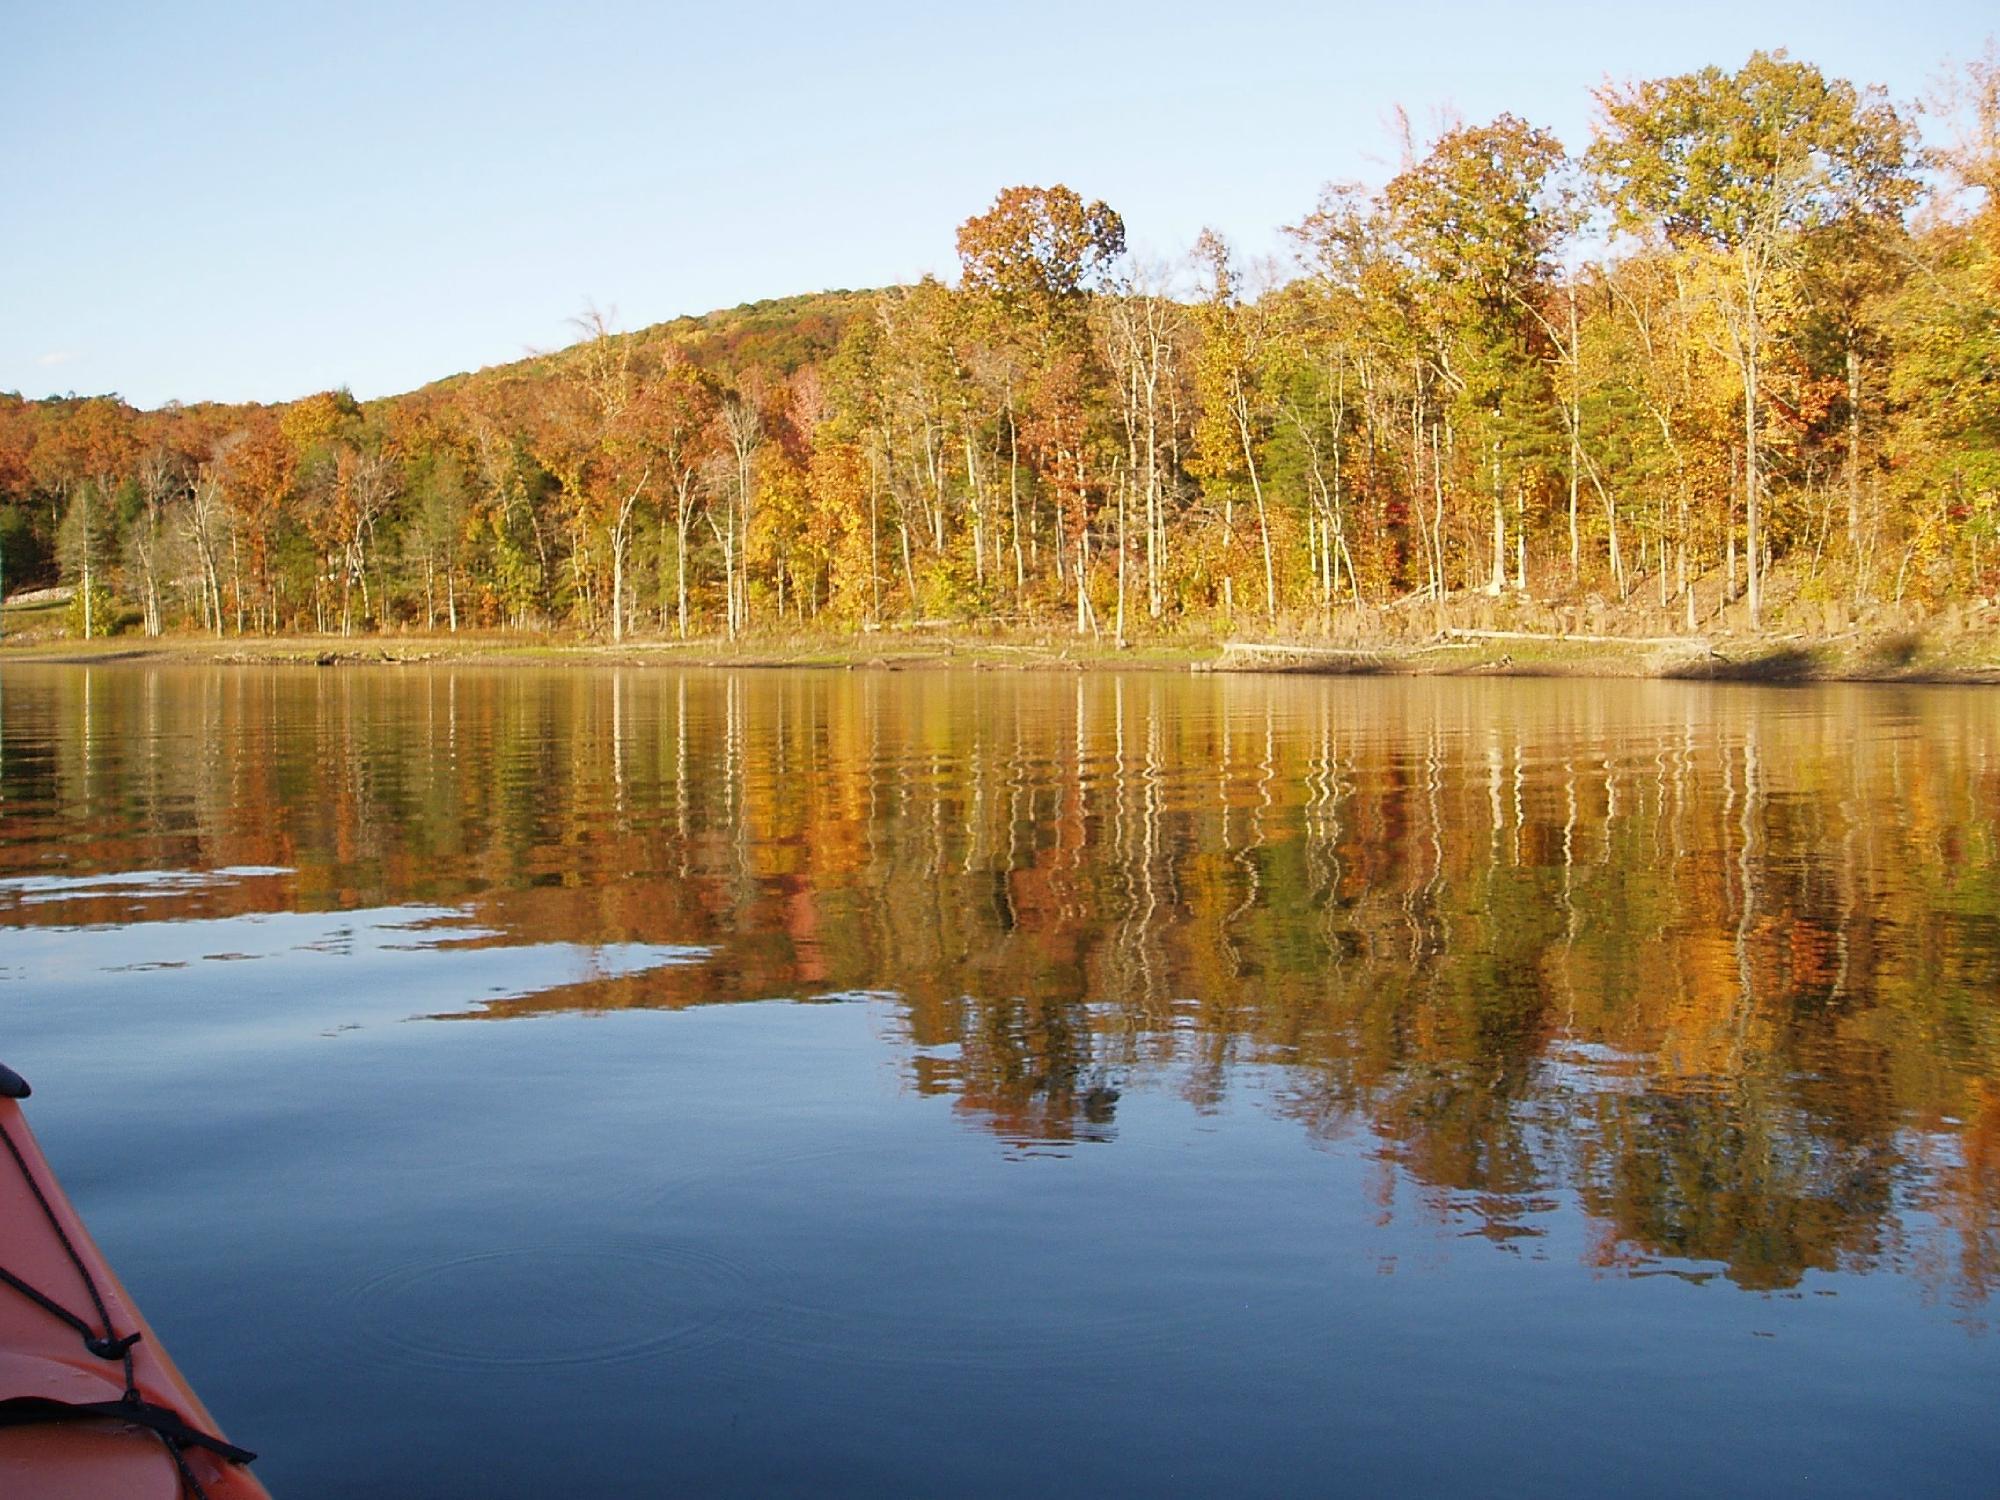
[1441,627,1711,649]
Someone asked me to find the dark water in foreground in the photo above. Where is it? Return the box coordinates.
[1,665,1996,1497]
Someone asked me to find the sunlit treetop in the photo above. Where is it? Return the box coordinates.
[1588,49,1917,252]
[955,185,1127,321]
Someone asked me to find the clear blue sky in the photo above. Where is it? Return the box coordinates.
[2,1,1990,410]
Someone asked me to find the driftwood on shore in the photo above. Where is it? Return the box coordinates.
[1199,642,1395,673]
[1212,642,1391,661]
[1439,627,1713,649]
[2,586,74,608]
[1206,629,1711,673]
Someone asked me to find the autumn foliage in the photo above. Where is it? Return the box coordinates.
[4,51,1997,641]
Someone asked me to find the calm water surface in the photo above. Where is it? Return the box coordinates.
[1,665,1996,1497]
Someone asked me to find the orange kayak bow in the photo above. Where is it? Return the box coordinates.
[0,1063,269,1499]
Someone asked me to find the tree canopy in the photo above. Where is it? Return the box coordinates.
[4,50,1994,643]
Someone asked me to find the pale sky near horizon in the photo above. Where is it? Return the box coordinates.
[3,1,1991,410]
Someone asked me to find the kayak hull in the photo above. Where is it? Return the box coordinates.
[0,1092,270,1499]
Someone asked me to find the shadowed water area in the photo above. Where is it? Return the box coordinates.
[1,665,1996,1497]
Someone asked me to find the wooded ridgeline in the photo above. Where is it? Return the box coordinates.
[5,51,1996,644]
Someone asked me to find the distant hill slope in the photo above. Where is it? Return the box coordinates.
[407,289,878,405]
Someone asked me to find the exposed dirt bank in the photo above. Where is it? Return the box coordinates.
[1199,627,2000,684]
[3,623,1997,685]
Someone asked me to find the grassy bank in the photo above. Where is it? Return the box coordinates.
[5,621,2000,684]
[0,619,1212,673]
[7,576,2000,683]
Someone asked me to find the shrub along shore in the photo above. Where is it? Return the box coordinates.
[5,578,1996,684]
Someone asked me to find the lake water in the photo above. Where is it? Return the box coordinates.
[1,665,1996,1497]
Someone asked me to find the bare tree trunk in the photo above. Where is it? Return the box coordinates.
[612,530,625,643]
[1430,422,1447,619]
[1073,450,1093,637]
[609,470,646,645]
[706,508,738,641]
[1487,436,1507,596]
[1006,408,1024,604]
[1602,480,1624,599]
[963,425,985,585]
[1744,353,1761,628]
[1845,342,1863,597]
[1143,356,1161,620]
[1740,266,1764,630]
[869,443,883,624]
[1233,378,1276,627]
[1053,480,1067,589]
[723,397,759,637]
[80,486,93,639]
[188,477,225,638]
[1567,284,1581,582]
[1412,396,1436,602]
[1115,458,1127,647]
[675,492,691,640]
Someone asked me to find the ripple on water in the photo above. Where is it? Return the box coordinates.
[720,1275,1246,1377]
[639,1136,1256,1378]
[339,1240,756,1373]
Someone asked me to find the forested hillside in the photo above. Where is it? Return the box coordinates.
[4,50,1995,645]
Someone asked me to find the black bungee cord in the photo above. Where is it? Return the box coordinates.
[0,1063,257,1498]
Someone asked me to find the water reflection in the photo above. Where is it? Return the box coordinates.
[1,665,1996,1309]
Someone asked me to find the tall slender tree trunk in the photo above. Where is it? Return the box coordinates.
[612,530,625,643]
[1430,422,1448,619]
[1115,460,1128,647]
[1144,365,1161,620]
[1053,483,1067,589]
[1412,395,1436,602]
[1845,343,1864,594]
[1006,408,1024,603]
[1233,379,1276,627]
[964,425,985,585]
[1073,450,1093,637]
[869,444,883,624]
[1567,284,1582,582]
[79,484,94,639]
[1488,435,1507,596]
[1741,275,1763,630]
[675,493,691,640]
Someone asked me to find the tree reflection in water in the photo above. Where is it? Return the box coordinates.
[1,665,1994,1308]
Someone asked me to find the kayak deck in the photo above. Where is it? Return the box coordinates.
[0,1065,268,1499]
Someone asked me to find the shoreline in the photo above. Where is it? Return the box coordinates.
[2,626,1998,685]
